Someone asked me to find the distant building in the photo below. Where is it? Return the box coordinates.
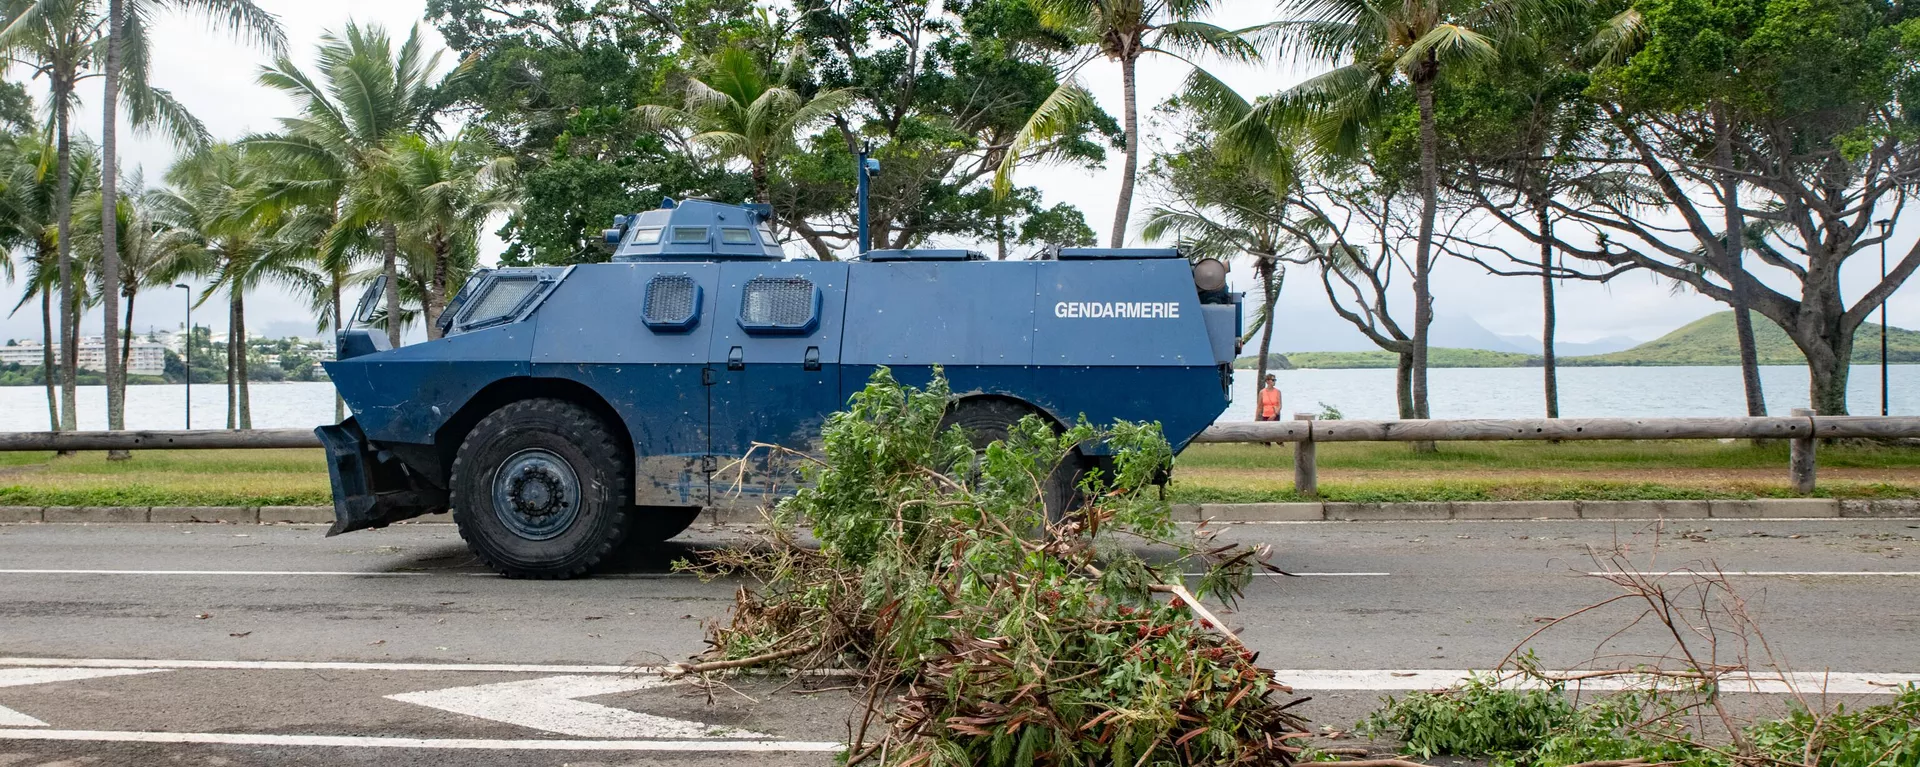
[0,337,168,376]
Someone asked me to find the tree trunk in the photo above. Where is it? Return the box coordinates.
[226,297,238,430]
[235,290,251,429]
[332,278,345,422]
[1714,111,1765,418]
[41,289,59,431]
[1395,351,1416,420]
[1254,260,1280,387]
[101,0,126,453]
[1537,196,1559,420]
[425,239,449,340]
[1804,331,1852,416]
[54,79,77,435]
[382,223,402,348]
[120,290,135,377]
[1411,74,1438,447]
[1108,53,1140,248]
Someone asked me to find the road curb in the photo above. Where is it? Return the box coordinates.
[2,499,1917,527]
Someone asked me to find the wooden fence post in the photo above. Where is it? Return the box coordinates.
[1790,408,1817,495]
[1293,413,1318,498]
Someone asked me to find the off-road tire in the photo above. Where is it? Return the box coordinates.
[627,507,701,545]
[451,399,631,579]
[939,398,1085,523]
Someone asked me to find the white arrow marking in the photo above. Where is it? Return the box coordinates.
[388,675,770,739]
[0,668,167,727]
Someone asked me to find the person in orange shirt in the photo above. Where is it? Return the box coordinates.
[1257,374,1282,422]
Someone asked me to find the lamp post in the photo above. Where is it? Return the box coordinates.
[1876,220,1892,417]
[175,284,191,429]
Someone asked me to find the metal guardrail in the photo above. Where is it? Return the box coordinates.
[2,414,1915,495]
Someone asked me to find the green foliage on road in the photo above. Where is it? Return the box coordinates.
[1360,678,1920,767]
[681,369,1311,765]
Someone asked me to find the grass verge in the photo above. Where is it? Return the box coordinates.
[0,449,331,507]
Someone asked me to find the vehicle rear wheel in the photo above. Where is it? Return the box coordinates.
[939,398,1085,523]
[627,506,700,544]
[451,399,631,579]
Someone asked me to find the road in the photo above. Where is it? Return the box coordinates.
[0,517,1916,765]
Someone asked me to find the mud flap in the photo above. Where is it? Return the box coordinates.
[316,419,448,536]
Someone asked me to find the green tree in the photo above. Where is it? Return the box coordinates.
[0,0,96,432]
[87,0,281,440]
[635,47,855,218]
[154,144,312,428]
[1241,0,1536,420]
[1002,0,1257,247]
[250,22,467,347]
[338,132,517,337]
[1489,0,1920,415]
[1144,95,1300,389]
[0,134,64,429]
[428,0,753,266]
[787,0,1113,258]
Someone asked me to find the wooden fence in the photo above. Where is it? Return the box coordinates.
[2,413,1916,496]
[1191,411,1920,496]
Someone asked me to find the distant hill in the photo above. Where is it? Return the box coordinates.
[1279,348,1537,369]
[1231,311,1918,369]
[1231,354,1295,370]
[1497,333,1642,356]
[1566,312,1920,366]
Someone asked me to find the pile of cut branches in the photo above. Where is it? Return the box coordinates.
[678,369,1310,765]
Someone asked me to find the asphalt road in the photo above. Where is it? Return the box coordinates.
[0,517,1916,766]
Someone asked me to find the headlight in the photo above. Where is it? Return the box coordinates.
[1192,258,1228,292]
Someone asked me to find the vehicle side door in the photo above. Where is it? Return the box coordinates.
[706,261,849,510]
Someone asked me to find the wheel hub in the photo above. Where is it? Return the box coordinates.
[491,449,582,540]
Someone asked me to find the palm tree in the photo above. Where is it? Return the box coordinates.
[87,0,282,438]
[1143,135,1299,388]
[155,143,312,429]
[635,48,854,208]
[335,132,516,338]
[998,0,1258,247]
[0,134,61,429]
[248,22,465,347]
[1242,0,1526,419]
[74,172,197,380]
[0,0,96,432]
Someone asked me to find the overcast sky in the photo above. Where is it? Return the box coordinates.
[1,0,1914,350]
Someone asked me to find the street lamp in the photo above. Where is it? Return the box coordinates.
[175,284,191,429]
[1876,220,1892,417]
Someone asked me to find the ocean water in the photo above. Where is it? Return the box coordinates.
[1,364,1915,432]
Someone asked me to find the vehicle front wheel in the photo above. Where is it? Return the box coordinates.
[451,399,631,579]
[939,398,1085,523]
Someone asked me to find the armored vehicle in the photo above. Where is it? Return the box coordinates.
[320,197,1243,578]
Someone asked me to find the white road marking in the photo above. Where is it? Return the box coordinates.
[1589,571,1920,578]
[0,569,427,577]
[0,729,842,751]
[3,658,1910,695]
[0,668,168,727]
[389,675,768,739]
[0,658,648,674]
[1276,669,1920,695]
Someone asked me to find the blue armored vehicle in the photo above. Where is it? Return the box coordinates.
[320,197,1242,578]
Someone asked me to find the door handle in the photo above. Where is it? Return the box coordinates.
[804,346,821,371]
[727,346,744,370]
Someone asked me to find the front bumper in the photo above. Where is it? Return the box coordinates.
[316,419,448,536]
